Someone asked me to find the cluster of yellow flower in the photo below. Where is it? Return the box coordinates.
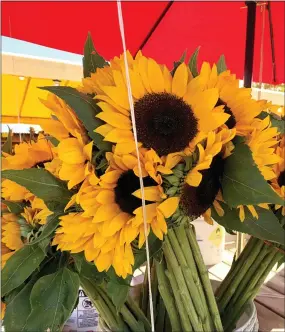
[2,51,284,278]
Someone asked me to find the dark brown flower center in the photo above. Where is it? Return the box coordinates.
[134,92,198,156]
[114,170,156,215]
[216,98,237,129]
[180,154,224,217]
[278,170,285,187]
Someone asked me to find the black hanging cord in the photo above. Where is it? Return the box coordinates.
[243,1,257,88]
[135,1,174,56]
[267,2,277,83]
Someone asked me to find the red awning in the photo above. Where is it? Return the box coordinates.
[2,1,284,84]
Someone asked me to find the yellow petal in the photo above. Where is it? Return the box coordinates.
[186,171,202,187]
[95,124,114,137]
[158,197,179,218]
[96,112,132,130]
[96,190,115,204]
[83,141,93,161]
[138,56,152,93]
[129,69,146,99]
[58,138,85,164]
[101,86,129,109]
[93,203,120,222]
[95,252,113,272]
[104,128,134,143]
[132,186,161,202]
[114,142,138,155]
[122,154,138,169]
[148,59,164,92]
[103,212,130,237]
[172,63,188,97]
[163,65,172,93]
[100,170,122,184]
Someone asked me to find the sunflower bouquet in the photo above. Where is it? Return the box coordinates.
[1,34,284,332]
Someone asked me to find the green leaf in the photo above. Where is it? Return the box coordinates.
[222,142,284,207]
[2,168,71,203]
[73,252,105,282]
[107,274,131,311]
[212,203,285,246]
[25,268,80,332]
[40,86,112,151]
[46,136,60,147]
[83,32,108,78]
[258,111,285,134]
[2,200,25,214]
[172,49,187,75]
[27,213,62,246]
[188,46,200,77]
[1,245,46,296]
[217,54,227,74]
[3,281,34,332]
[45,201,66,212]
[2,127,13,155]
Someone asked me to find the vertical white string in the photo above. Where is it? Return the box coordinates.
[257,4,266,100]
[116,1,155,331]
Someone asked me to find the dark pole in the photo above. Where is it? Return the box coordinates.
[135,1,174,56]
[243,1,257,88]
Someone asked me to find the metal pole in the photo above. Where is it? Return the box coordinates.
[236,1,257,257]
[243,1,257,88]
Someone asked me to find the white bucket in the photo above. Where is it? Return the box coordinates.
[234,301,259,332]
[192,217,225,266]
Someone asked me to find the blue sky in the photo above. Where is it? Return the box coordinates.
[2,36,82,64]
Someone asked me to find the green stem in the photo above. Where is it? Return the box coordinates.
[228,242,269,306]
[141,269,149,316]
[169,227,212,331]
[164,237,203,331]
[147,261,158,321]
[120,304,145,331]
[223,249,282,331]
[186,225,223,332]
[175,225,214,331]
[165,269,193,332]
[126,295,152,332]
[155,259,182,332]
[80,277,121,331]
[155,293,166,332]
[217,237,264,313]
[215,237,258,300]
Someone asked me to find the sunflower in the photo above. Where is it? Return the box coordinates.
[53,149,179,278]
[40,93,88,142]
[180,128,235,221]
[198,62,264,136]
[22,197,53,225]
[1,179,34,201]
[271,135,285,215]
[57,137,99,189]
[246,116,280,181]
[80,51,230,157]
[2,134,54,171]
[1,213,23,266]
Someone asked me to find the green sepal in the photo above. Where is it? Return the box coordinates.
[83,32,108,78]
[188,46,200,77]
[217,54,227,74]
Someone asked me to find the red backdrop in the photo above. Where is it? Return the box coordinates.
[2,1,284,84]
